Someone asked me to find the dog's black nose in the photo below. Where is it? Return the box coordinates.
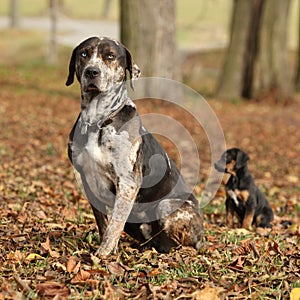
[85,67,100,78]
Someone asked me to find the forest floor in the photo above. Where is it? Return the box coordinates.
[0,32,300,299]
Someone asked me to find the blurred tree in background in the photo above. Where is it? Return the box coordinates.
[217,0,293,102]
[295,0,300,92]
[120,0,180,81]
[48,0,58,64]
[215,0,252,101]
[10,0,20,28]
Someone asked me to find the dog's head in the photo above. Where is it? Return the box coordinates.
[214,148,249,174]
[65,37,140,97]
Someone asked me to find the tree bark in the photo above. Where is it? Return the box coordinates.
[216,0,252,100]
[101,0,112,19]
[216,0,292,102]
[120,0,180,81]
[242,0,264,98]
[253,0,292,101]
[48,0,58,65]
[295,0,300,92]
[10,0,20,28]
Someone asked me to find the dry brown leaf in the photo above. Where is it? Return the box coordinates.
[66,256,79,273]
[6,250,24,262]
[176,285,225,300]
[148,268,160,276]
[70,269,91,283]
[107,262,125,276]
[36,282,70,297]
[40,236,60,258]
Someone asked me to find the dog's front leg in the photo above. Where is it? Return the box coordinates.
[96,163,142,256]
[95,198,133,256]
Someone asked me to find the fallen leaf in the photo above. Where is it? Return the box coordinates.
[228,257,246,272]
[40,236,60,258]
[148,268,160,276]
[286,175,298,183]
[107,262,125,276]
[25,253,45,261]
[70,269,91,283]
[256,227,271,236]
[66,256,79,273]
[290,288,300,300]
[36,282,70,297]
[228,228,251,236]
[176,285,225,300]
[6,250,24,262]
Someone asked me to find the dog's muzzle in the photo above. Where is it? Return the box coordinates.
[214,162,226,173]
[85,66,100,79]
[83,66,102,92]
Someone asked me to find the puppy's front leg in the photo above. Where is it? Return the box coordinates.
[242,207,254,229]
[225,198,235,228]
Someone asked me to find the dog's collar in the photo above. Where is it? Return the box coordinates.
[79,83,129,134]
[79,99,127,134]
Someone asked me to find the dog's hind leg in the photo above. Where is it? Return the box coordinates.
[255,207,274,228]
[155,199,203,251]
[91,205,108,239]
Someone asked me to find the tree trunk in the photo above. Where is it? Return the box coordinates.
[216,0,252,100]
[48,0,58,65]
[101,0,112,19]
[120,0,181,99]
[216,0,292,102]
[242,0,264,98]
[120,0,138,57]
[253,0,292,101]
[10,0,20,28]
[295,0,300,92]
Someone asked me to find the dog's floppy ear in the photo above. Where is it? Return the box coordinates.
[236,150,249,169]
[65,45,78,86]
[125,47,141,90]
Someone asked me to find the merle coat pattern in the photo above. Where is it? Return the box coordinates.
[66,37,203,255]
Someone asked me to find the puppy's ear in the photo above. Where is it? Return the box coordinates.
[125,47,141,90]
[236,150,249,169]
[65,45,78,86]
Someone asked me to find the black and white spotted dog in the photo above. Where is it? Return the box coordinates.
[66,37,203,256]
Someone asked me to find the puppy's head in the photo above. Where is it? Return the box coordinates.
[65,37,140,97]
[214,148,249,175]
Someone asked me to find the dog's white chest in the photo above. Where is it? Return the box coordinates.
[75,124,139,182]
[227,189,239,207]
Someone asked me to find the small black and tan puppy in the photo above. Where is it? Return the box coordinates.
[214,148,273,229]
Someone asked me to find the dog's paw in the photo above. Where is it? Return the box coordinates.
[95,244,118,257]
[95,247,109,257]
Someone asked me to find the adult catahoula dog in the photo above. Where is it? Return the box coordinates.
[66,36,203,256]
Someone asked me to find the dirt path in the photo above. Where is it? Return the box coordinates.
[0,16,119,46]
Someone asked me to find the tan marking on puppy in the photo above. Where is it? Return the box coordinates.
[255,214,262,227]
[226,209,234,228]
[242,210,254,229]
[226,160,236,175]
[234,190,250,204]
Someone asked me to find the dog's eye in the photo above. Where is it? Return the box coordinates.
[80,51,88,58]
[106,53,115,60]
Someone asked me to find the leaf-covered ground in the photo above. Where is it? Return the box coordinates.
[0,59,300,299]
